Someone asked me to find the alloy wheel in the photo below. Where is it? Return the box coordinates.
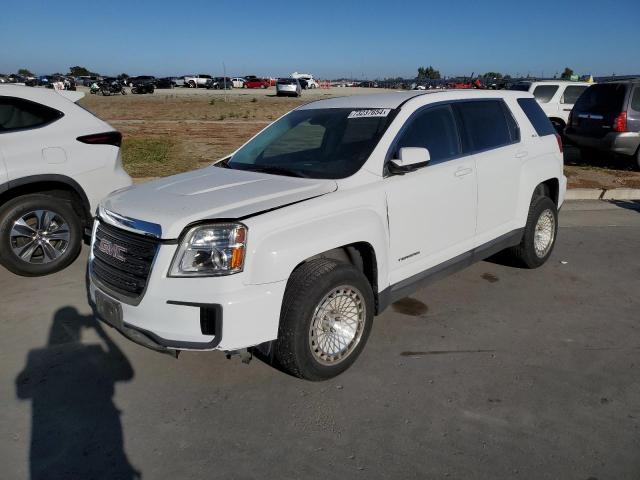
[9,210,70,264]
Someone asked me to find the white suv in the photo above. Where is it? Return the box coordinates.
[88,90,566,380]
[0,85,132,276]
[511,80,591,134]
[291,72,319,89]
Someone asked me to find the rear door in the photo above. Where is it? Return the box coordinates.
[570,83,627,138]
[453,99,522,239]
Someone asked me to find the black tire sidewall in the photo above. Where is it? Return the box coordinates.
[0,195,82,276]
[278,262,374,380]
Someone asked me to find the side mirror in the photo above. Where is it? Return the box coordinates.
[389,147,430,174]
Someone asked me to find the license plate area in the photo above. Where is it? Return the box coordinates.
[95,290,123,330]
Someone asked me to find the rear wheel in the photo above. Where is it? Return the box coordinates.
[274,259,374,380]
[0,194,82,276]
[506,195,558,269]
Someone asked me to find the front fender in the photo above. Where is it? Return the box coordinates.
[243,196,389,288]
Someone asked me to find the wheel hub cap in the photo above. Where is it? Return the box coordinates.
[9,210,70,264]
[309,286,366,365]
[534,209,555,258]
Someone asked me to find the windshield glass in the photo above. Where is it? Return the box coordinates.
[226,108,395,179]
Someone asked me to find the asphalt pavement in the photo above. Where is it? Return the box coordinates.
[1,200,639,480]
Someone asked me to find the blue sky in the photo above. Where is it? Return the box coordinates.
[2,0,639,79]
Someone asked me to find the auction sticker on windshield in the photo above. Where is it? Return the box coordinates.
[348,108,391,119]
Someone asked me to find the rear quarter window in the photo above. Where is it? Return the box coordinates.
[0,96,63,133]
[533,85,559,103]
[517,98,556,137]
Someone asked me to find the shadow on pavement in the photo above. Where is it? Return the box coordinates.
[608,200,640,212]
[15,307,140,480]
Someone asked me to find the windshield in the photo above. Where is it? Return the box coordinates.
[225,108,395,179]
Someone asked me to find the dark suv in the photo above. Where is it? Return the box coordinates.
[565,79,640,168]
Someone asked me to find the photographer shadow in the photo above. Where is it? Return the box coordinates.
[16,307,140,480]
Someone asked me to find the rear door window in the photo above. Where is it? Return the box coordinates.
[454,100,515,153]
[561,85,588,104]
[394,105,460,163]
[0,96,63,132]
[517,98,556,137]
[532,85,559,103]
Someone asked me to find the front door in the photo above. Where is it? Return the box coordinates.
[385,104,477,285]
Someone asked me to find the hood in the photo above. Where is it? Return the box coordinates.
[101,166,337,239]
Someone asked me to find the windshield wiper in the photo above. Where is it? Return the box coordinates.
[244,165,308,178]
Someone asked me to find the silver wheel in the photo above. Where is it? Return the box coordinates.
[534,208,555,258]
[9,210,70,264]
[309,285,366,365]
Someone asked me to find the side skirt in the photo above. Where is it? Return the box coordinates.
[377,228,523,313]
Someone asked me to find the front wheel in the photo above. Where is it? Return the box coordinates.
[274,259,374,380]
[0,194,82,276]
[506,195,558,268]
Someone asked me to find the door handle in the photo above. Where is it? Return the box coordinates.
[515,151,528,159]
[454,167,473,177]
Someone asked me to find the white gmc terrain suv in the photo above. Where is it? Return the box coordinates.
[89,90,566,380]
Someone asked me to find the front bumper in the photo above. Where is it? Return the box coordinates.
[565,130,640,156]
[89,240,287,353]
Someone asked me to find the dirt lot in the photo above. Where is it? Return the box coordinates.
[78,88,640,188]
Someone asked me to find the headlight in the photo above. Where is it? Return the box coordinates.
[169,223,247,277]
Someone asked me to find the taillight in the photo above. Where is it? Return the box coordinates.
[554,133,563,153]
[77,131,122,147]
[613,112,627,132]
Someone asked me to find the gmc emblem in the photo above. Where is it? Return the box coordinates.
[98,238,127,262]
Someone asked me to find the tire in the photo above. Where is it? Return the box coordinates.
[635,147,640,170]
[0,194,82,276]
[506,195,558,269]
[274,258,374,381]
[189,81,196,88]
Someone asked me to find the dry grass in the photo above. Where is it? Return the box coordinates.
[79,93,640,187]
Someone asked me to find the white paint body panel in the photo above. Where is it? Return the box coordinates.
[0,85,132,213]
[526,81,592,124]
[89,90,566,351]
